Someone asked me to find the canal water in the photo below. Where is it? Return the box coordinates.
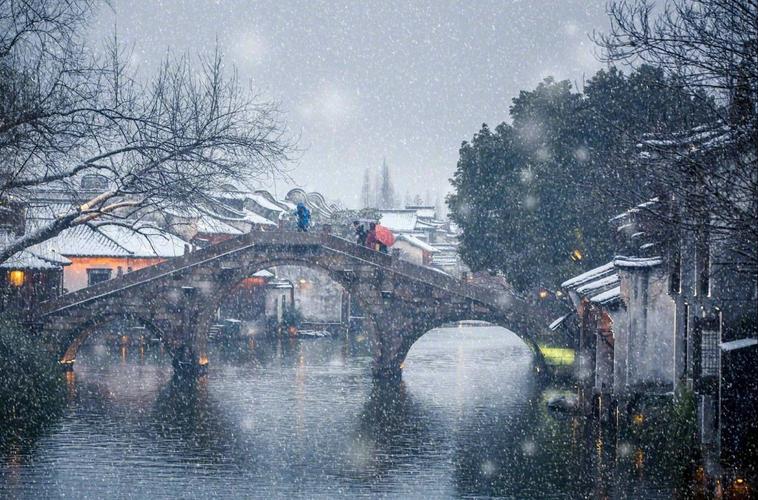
[1,327,692,499]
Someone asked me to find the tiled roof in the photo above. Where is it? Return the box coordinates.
[44,225,188,258]
[561,262,615,289]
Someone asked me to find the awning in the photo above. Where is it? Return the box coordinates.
[549,313,573,331]
[720,338,758,352]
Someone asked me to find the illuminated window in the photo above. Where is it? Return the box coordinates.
[8,270,25,287]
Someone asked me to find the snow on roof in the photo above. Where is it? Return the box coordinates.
[639,242,658,250]
[249,192,287,213]
[576,273,620,294]
[610,197,660,223]
[396,234,438,253]
[100,225,187,258]
[549,314,571,331]
[45,225,188,258]
[253,269,274,278]
[0,230,70,269]
[379,210,418,232]
[614,256,663,268]
[1,249,70,269]
[425,265,451,275]
[590,286,621,305]
[406,205,436,219]
[720,338,758,352]
[561,262,615,289]
[25,202,77,221]
[195,216,244,235]
[639,123,735,151]
[242,209,277,226]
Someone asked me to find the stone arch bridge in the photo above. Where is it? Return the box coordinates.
[36,232,548,378]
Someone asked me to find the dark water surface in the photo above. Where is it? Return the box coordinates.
[1,327,687,499]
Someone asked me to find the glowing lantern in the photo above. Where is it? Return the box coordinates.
[8,270,24,287]
[570,249,583,261]
[538,289,549,299]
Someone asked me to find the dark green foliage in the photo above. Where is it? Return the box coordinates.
[0,318,65,447]
[448,66,710,292]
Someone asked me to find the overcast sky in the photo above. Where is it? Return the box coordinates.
[92,1,610,207]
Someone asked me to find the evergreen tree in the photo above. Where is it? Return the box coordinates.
[361,168,372,208]
[448,66,708,293]
[378,158,396,209]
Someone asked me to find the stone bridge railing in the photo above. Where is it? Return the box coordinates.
[39,231,528,319]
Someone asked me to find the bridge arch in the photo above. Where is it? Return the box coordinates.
[393,317,547,379]
[206,256,384,358]
[58,313,170,367]
[374,300,549,377]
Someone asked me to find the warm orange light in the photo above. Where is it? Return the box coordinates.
[239,276,267,288]
[8,270,24,287]
[538,289,549,299]
[633,413,644,425]
[288,325,298,336]
[570,249,583,261]
[199,356,209,366]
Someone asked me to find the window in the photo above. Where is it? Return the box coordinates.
[700,327,719,377]
[80,174,109,191]
[8,270,25,287]
[87,268,112,286]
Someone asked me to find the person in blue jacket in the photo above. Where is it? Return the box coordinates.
[296,202,311,232]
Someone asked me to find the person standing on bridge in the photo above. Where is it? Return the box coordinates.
[365,222,394,254]
[374,222,395,254]
[296,202,311,232]
[353,220,368,246]
[365,222,378,251]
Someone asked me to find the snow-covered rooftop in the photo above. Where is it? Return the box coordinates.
[549,314,571,331]
[576,273,620,294]
[0,248,71,269]
[590,286,621,305]
[610,197,660,223]
[44,225,188,258]
[242,209,277,226]
[397,234,438,253]
[0,230,71,269]
[406,205,436,219]
[561,262,615,289]
[379,210,418,233]
[249,192,287,213]
[194,216,244,235]
[639,123,736,152]
[614,256,663,268]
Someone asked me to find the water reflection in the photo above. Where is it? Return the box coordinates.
[0,327,700,498]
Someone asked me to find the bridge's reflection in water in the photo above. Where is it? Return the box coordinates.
[0,327,700,498]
